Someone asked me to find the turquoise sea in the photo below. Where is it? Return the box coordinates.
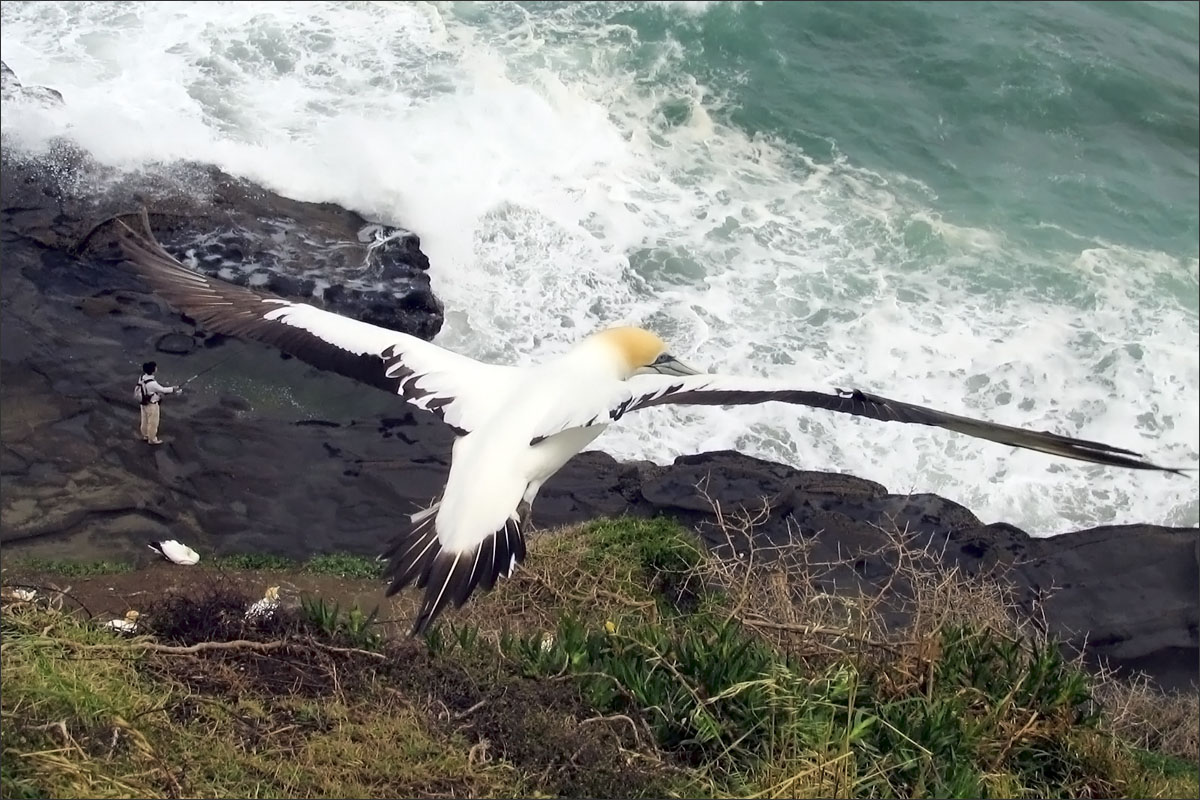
[2,1,1196,533]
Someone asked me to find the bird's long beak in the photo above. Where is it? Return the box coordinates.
[643,354,704,377]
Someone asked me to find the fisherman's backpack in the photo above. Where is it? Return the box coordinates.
[135,377,152,406]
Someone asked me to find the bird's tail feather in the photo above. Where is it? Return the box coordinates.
[380,500,526,636]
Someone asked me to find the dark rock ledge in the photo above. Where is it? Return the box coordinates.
[1,64,1195,691]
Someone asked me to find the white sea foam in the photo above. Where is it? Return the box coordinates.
[2,1,1195,534]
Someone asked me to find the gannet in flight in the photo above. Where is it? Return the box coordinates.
[114,213,1183,634]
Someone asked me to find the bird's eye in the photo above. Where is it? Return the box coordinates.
[652,353,673,365]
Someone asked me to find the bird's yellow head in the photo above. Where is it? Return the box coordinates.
[125,610,140,622]
[265,586,280,601]
[593,326,703,380]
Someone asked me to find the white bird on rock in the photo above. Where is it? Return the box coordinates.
[114,212,1185,635]
[148,539,200,566]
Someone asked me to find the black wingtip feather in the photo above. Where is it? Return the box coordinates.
[635,384,1184,475]
[381,509,527,637]
[114,212,478,433]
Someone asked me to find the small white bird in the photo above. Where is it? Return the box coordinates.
[148,539,200,566]
[115,212,1185,635]
[245,586,281,621]
[105,610,140,634]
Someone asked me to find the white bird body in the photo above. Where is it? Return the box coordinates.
[438,341,620,551]
[3,588,37,603]
[148,539,200,566]
[113,212,1186,634]
[245,586,280,621]
[105,610,140,634]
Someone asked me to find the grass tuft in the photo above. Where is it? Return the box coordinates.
[13,559,135,577]
[208,552,295,571]
[301,553,384,579]
[17,552,384,580]
[209,552,384,579]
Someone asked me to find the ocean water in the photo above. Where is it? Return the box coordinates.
[2,0,1196,535]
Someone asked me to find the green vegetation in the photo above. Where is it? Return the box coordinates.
[18,551,384,579]
[207,552,295,571]
[12,558,135,577]
[210,551,383,579]
[0,602,520,799]
[301,553,384,579]
[209,551,385,578]
[3,515,1197,799]
[300,595,383,651]
[574,515,703,576]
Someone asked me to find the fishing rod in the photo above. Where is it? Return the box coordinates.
[181,353,237,386]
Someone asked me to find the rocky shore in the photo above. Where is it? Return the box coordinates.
[2,64,1195,690]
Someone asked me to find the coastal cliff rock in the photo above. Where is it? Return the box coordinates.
[2,64,1195,691]
[1,62,438,340]
[1,61,63,106]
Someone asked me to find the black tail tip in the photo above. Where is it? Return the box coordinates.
[409,614,435,638]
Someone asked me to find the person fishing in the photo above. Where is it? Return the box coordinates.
[135,361,181,445]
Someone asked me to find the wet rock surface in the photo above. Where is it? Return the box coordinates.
[2,61,438,340]
[1,61,63,106]
[2,64,1195,691]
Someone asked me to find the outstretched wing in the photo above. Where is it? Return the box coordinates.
[115,212,513,435]
[592,373,1183,474]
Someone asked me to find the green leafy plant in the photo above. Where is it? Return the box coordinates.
[300,595,382,651]
[303,553,384,579]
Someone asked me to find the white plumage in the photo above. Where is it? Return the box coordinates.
[114,212,1184,635]
[2,588,38,603]
[245,586,281,621]
[105,610,140,634]
[148,539,201,566]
